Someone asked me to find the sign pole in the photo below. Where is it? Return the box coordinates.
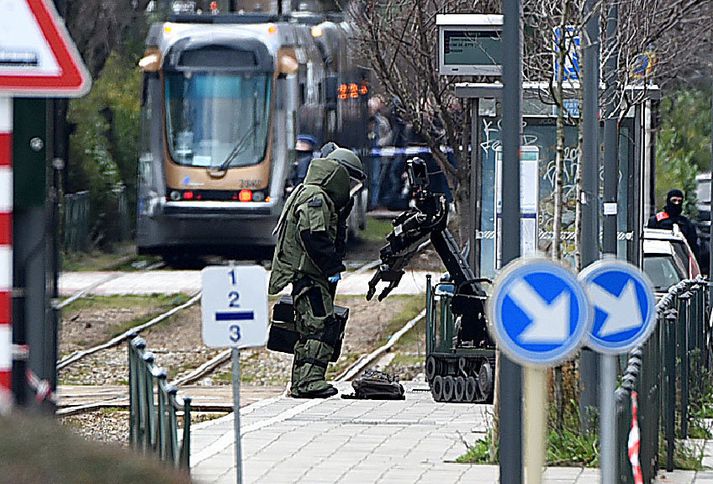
[500,0,523,481]
[600,1,619,482]
[579,260,656,484]
[524,367,546,484]
[202,264,268,484]
[232,347,243,484]
[580,0,602,432]
[0,97,12,413]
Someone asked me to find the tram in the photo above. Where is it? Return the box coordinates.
[136,8,369,264]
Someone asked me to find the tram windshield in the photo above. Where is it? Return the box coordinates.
[165,72,271,169]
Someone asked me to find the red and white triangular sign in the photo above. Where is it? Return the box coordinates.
[0,0,91,97]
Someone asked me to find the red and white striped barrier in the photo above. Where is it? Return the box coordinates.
[628,390,644,484]
[0,97,12,412]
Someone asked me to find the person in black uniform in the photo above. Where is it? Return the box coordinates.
[647,189,700,261]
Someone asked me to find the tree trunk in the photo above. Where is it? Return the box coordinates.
[575,84,585,271]
[551,8,569,436]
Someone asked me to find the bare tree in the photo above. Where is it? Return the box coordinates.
[349,0,500,242]
[64,0,152,77]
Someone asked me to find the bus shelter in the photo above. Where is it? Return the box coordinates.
[455,82,660,279]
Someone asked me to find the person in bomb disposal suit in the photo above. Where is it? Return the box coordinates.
[269,145,366,398]
[647,189,700,261]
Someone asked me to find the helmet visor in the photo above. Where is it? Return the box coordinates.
[349,180,363,198]
[344,164,366,182]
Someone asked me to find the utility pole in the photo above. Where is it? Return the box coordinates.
[580,0,601,430]
[600,2,619,481]
[500,1,523,482]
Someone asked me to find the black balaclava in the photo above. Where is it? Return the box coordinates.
[666,189,684,217]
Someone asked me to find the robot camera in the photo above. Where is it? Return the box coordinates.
[406,157,429,190]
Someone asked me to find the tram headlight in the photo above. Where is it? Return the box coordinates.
[169,190,181,201]
[253,191,265,202]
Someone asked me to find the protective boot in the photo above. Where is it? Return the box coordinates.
[289,281,338,397]
[290,337,335,397]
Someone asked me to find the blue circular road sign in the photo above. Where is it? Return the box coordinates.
[578,260,656,354]
[488,258,592,367]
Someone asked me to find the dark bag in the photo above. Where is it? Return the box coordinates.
[345,370,405,400]
[267,295,348,362]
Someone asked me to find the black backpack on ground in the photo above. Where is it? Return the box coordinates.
[343,370,405,400]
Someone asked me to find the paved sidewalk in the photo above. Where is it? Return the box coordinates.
[59,270,430,297]
[190,381,712,484]
[191,382,602,484]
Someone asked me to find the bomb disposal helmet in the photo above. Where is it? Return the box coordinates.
[327,147,366,182]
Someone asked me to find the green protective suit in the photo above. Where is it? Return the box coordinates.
[269,157,351,396]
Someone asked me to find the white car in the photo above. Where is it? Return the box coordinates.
[643,227,700,293]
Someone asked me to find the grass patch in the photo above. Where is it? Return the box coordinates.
[62,243,141,272]
[63,294,188,313]
[88,295,190,339]
[327,351,361,379]
[688,417,712,440]
[191,412,229,425]
[659,438,705,471]
[386,353,423,368]
[456,433,494,464]
[379,295,426,346]
[59,295,192,360]
[457,399,598,467]
[391,316,426,353]
[359,215,394,243]
[456,425,599,467]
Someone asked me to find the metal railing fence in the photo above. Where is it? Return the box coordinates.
[128,336,192,470]
[63,191,90,252]
[615,278,710,483]
[63,185,131,253]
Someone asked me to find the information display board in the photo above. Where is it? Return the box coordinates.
[437,14,503,76]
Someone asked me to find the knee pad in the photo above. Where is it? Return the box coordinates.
[320,317,342,348]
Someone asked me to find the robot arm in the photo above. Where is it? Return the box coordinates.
[366,215,431,301]
[366,157,488,303]
[366,158,448,301]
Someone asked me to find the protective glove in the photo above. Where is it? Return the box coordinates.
[328,273,342,284]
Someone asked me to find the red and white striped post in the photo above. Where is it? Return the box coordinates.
[0,97,12,412]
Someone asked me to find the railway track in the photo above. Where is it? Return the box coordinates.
[57,257,429,415]
[57,293,201,371]
[57,260,165,310]
[56,307,426,416]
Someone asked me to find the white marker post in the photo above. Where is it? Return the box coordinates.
[524,367,547,484]
[232,346,242,483]
[202,265,269,484]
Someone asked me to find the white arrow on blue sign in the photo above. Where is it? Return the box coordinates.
[578,260,656,354]
[488,259,593,366]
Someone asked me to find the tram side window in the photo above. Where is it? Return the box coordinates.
[138,75,155,185]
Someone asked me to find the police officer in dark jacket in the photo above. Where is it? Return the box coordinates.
[647,189,700,261]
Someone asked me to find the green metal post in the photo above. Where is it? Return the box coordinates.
[425,275,433,355]
[680,293,690,438]
[180,396,192,470]
[156,371,168,460]
[129,341,136,447]
[166,384,179,464]
[144,353,157,452]
[664,309,677,471]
